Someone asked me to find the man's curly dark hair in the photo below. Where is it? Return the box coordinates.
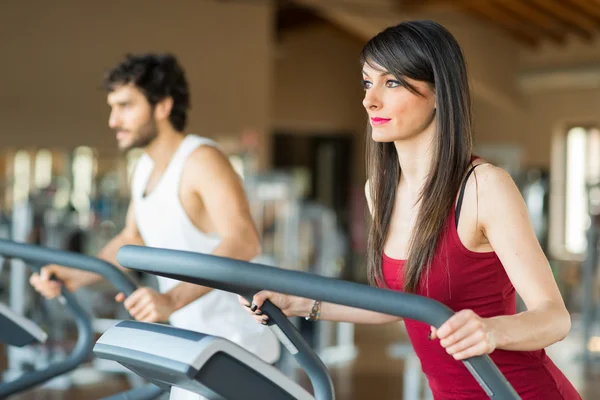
[103,53,190,132]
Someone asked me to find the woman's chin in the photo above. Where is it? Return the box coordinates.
[371,132,397,143]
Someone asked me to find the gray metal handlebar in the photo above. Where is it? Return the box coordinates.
[0,265,94,398]
[0,238,137,296]
[259,299,335,400]
[0,239,164,400]
[117,246,521,400]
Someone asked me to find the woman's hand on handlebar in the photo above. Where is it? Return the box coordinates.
[431,309,498,360]
[238,291,313,324]
[239,292,404,325]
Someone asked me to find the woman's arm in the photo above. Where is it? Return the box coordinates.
[479,165,570,350]
[320,302,401,324]
[241,292,400,325]
[434,165,570,360]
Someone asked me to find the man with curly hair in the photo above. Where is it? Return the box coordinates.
[31,53,280,400]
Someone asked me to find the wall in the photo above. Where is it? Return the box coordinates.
[273,23,368,183]
[516,35,600,167]
[0,0,274,161]
[523,89,600,167]
[3,1,600,173]
[274,24,366,133]
[520,35,600,70]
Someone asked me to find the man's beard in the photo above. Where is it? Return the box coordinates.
[119,118,159,152]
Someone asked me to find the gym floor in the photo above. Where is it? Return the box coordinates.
[3,320,599,399]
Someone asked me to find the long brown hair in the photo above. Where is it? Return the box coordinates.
[363,20,473,292]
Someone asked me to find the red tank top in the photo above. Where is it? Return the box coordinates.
[382,164,581,399]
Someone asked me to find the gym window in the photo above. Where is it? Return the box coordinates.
[71,146,96,214]
[551,126,600,259]
[12,150,31,206]
[34,149,53,189]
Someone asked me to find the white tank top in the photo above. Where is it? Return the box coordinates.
[131,134,279,364]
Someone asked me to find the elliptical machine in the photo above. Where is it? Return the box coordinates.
[92,245,522,399]
[0,239,165,399]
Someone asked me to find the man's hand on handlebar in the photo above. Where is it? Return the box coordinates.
[30,265,101,299]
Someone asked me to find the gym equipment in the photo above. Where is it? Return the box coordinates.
[0,264,93,398]
[5,184,85,384]
[582,183,600,375]
[0,239,165,399]
[245,173,356,373]
[95,320,315,400]
[0,281,94,397]
[0,302,48,348]
[93,245,521,399]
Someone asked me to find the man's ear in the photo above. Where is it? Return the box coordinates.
[154,97,174,122]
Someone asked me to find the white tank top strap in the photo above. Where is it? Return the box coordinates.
[130,135,220,202]
[131,154,153,200]
[163,135,221,190]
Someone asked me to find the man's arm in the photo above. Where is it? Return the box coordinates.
[166,146,261,311]
[80,200,145,284]
[97,201,145,268]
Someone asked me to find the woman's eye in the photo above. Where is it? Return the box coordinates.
[362,80,372,89]
[386,80,400,88]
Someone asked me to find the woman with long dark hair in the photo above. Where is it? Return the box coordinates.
[242,20,580,399]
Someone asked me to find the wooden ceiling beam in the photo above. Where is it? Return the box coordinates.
[462,2,538,47]
[399,0,600,47]
[400,0,564,43]
[493,0,566,43]
[530,0,597,41]
[566,0,600,26]
[398,0,469,13]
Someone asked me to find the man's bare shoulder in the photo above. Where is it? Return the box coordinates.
[185,144,229,171]
[182,144,241,194]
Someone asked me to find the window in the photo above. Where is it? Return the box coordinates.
[554,126,600,257]
[13,150,31,204]
[34,149,53,189]
[71,146,96,213]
